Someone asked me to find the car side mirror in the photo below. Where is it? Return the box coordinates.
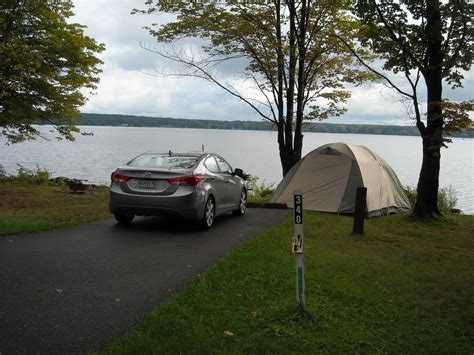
[233,168,248,180]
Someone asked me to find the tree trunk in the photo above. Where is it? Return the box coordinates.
[280,0,297,177]
[415,136,441,217]
[414,0,443,217]
[293,0,307,164]
[275,0,287,176]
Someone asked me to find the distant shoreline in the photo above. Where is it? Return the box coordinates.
[73,113,473,138]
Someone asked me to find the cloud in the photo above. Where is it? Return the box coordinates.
[81,60,258,121]
[72,0,472,125]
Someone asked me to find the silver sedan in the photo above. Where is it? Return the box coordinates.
[109,151,248,228]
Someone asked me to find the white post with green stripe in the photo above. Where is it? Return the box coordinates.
[293,189,305,307]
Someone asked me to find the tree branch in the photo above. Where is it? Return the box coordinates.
[335,34,414,99]
[142,46,272,122]
[374,2,423,70]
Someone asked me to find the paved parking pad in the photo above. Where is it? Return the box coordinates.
[0,208,290,354]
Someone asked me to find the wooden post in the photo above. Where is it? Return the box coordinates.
[353,187,367,234]
[293,190,305,307]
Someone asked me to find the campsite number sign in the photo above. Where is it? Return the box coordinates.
[293,192,303,253]
[294,194,303,224]
[293,190,305,306]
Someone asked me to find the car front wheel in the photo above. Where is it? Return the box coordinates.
[114,212,134,225]
[201,196,215,229]
[232,189,247,216]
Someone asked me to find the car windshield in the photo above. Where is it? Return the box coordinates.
[128,153,199,169]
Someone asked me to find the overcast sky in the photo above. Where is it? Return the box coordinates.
[72,0,473,126]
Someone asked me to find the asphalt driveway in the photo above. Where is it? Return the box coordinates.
[0,208,290,354]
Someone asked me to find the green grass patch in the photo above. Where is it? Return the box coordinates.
[101,212,474,354]
[0,181,110,236]
[247,194,271,204]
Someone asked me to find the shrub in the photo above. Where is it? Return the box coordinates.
[402,185,458,213]
[438,186,458,213]
[14,164,51,185]
[403,185,417,208]
[0,164,9,180]
[246,176,275,198]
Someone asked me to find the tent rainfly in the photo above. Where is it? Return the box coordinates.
[270,142,411,217]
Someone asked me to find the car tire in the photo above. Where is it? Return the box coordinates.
[232,189,247,216]
[201,196,215,229]
[114,212,134,225]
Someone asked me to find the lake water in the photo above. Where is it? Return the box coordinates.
[1,126,472,214]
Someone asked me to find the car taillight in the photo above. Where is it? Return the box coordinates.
[167,175,203,186]
[111,171,129,183]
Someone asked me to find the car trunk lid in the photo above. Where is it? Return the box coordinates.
[114,167,196,195]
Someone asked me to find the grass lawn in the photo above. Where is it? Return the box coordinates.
[0,181,110,236]
[101,212,474,354]
[1,180,472,352]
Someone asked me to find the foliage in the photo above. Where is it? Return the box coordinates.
[75,113,474,138]
[0,163,54,185]
[0,0,105,143]
[349,0,473,217]
[438,186,458,214]
[403,185,417,208]
[246,175,275,199]
[441,99,474,143]
[14,164,51,185]
[403,185,458,214]
[0,164,65,186]
[351,1,473,138]
[0,163,8,179]
[102,212,474,353]
[135,0,373,175]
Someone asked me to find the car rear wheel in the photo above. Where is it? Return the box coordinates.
[232,189,247,216]
[114,212,134,225]
[201,196,215,229]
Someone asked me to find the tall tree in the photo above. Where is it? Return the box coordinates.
[346,0,473,217]
[0,0,105,143]
[135,0,370,175]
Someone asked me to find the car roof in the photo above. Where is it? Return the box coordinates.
[140,151,207,158]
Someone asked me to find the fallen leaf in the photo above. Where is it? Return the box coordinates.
[224,330,234,337]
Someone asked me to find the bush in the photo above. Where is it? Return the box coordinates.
[246,176,275,198]
[438,186,458,213]
[0,164,9,180]
[403,185,458,213]
[9,164,50,185]
[403,185,417,208]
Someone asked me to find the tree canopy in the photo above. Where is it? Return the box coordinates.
[0,0,105,143]
[135,0,372,175]
[349,0,473,217]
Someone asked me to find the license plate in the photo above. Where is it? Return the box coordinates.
[138,180,156,189]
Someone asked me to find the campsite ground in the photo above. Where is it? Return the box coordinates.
[101,212,473,354]
[1,181,473,353]
[0,181,110,236]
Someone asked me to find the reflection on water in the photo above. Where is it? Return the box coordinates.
[1,126,472,214]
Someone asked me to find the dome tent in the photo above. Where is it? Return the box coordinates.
[270,143,411,217]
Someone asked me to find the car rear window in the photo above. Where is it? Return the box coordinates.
[128,154,199,169]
